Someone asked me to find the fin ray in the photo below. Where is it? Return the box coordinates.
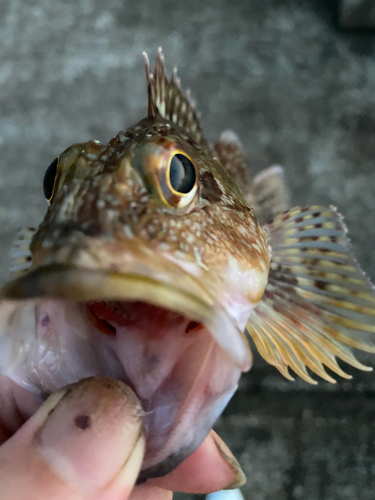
[214,130,249,188]
[143,48,206,147]
[248,206,375,383]
[9,227,36,277]
[246,166,290,226]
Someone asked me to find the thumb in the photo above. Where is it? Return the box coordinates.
[0,377,145,500]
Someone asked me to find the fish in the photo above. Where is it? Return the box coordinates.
[1,48,375,482]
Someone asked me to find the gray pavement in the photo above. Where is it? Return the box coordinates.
[1,1,375,499]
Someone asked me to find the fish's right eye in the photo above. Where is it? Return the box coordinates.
[43,157,59,203]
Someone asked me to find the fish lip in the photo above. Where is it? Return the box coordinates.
[0,263,252,371]
[0,263,214,325]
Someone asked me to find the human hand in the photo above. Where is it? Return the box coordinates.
[0,376,245,499]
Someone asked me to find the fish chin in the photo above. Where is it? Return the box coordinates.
[0,267,247,478]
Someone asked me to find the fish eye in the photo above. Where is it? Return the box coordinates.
[43,157,59,202]
[134,141,198,209]
[168,154,196,194]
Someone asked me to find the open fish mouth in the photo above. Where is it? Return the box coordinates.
[0,264,250,479]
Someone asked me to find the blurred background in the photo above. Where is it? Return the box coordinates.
[1,0,375,498]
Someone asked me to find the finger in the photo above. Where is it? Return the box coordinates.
[0,377,145,500]
[149,430,246,494]
[0,375,40,443]
[129,484,172,500]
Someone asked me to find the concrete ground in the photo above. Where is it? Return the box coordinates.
[1,1,375,498]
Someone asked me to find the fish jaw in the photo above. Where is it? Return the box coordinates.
[0,240,264,477]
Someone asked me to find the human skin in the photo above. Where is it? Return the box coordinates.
[0,376,245,500]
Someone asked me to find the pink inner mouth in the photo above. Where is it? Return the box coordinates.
[1,296,241,479]
[81,299,239,476]
[86,300,203,338]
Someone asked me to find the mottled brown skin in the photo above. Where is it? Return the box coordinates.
[31,115,269,304]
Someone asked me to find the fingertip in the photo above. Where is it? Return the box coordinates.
[0,377,145,500]
[38,377,145,495]
[129,484,173,500]
[148,431,245,494]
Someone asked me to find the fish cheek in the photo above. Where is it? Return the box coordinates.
[200,171,223,203]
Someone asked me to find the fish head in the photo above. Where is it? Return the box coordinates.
[0,51,270,479]
[32,115,270,343]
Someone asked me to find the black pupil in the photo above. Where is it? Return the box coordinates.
[169,154,196,193]
[43,157,58,200]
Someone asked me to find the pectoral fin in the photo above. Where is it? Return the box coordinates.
[247,206,375,384]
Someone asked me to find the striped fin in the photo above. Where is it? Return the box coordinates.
[9,227,36,276]
[247,206,375,384]
[143,48,207,147]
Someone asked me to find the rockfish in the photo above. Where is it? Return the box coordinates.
[1,49,375,481]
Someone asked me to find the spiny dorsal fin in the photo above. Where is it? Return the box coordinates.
[246,165,290,226]
[247,206,375,384]
[213,131,289,225]
[214,130,250,188]
[143,48,206,147]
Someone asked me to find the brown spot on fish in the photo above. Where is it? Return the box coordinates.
[315,280,327,290]
[158,126,170,136]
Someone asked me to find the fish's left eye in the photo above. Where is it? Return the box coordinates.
[43,156,59,203]
[162,151,198,208]
[169,154,196,194]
